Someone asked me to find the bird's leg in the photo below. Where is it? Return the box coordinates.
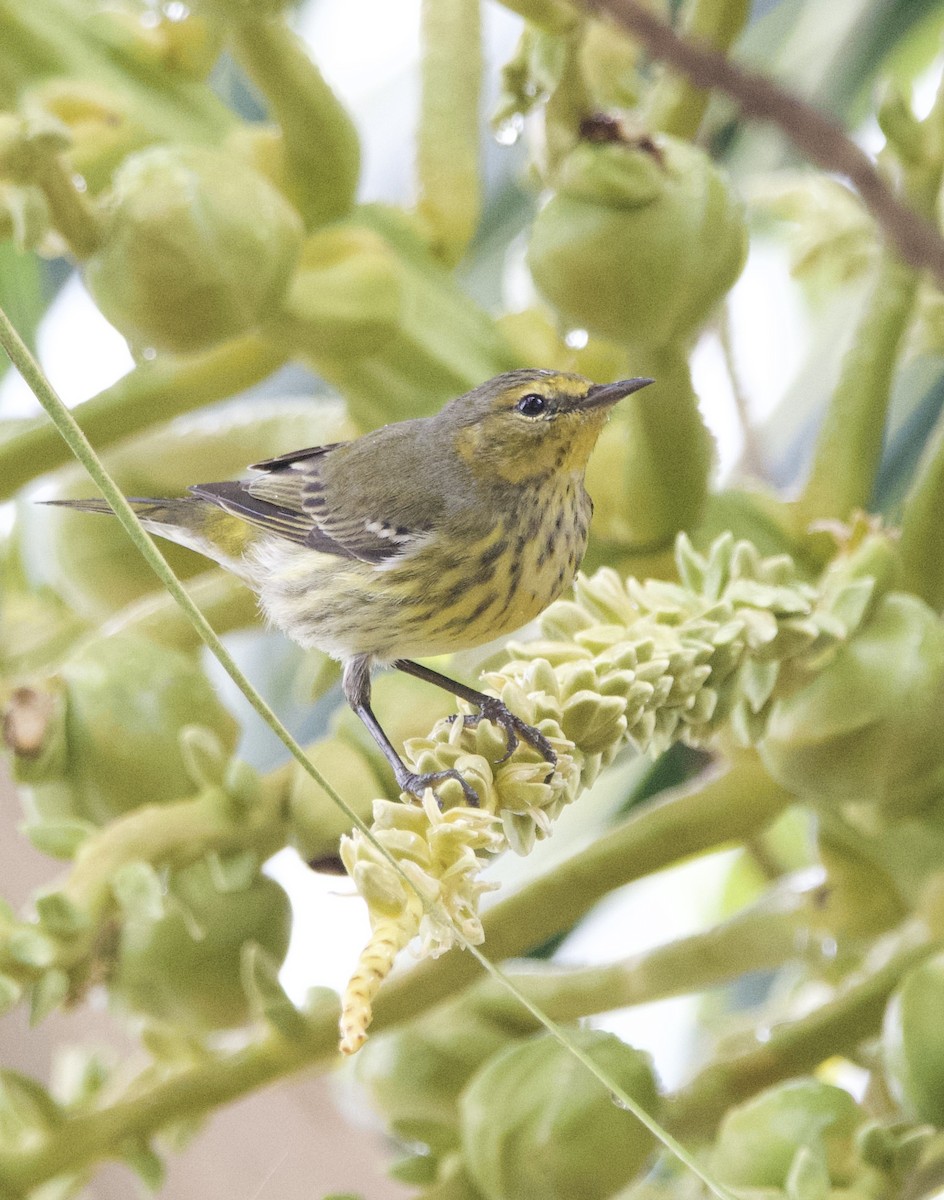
[342,656,480,807]
[391,659,557,780]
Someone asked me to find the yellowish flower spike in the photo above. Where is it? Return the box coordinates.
[338,532,875,1052]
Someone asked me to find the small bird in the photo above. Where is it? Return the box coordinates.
[51,369,652,804]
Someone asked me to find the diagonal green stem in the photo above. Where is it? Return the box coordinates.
[793,250,920,532]
[0,301,740,1198]
[371,755,793,1026]
[647,0,750,139]
[666,926,937,1138]
[0,1004,341,1195]
[504,887,812,1019]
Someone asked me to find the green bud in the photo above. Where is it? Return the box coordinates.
[527,132,747,347]
[178,725,229,791]
[13,633,239,826]
[85,146,303,353]
[287,735,385,866]
[111,859,292,1030]
[711,1079,862,1189]
[20,818,95,860]
[357,992,542,1153]
[876,84,925,166]
[496,307,630,384]
[760,594,944,812]
[813,826,906,939]
[35,892,88,938]
[0,1069,63,1150]
[0,181,51,250]
[122,1139,165,1192]
[29,968,70,1025]
[882,952,944,1126]
[578,19,640,110]
[112,861,167,923]
[278,207,520,428]
[0,976,22,1018]
[459,1029,658,1200]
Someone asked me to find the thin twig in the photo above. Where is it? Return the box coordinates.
[577,0,944,290]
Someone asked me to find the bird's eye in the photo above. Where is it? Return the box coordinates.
[515,393,547,417]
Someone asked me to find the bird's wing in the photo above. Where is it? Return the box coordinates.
[194,436,441,564]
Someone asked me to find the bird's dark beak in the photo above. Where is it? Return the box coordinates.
[582,377,655,410]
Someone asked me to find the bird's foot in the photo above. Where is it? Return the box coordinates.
[449,697,557,782]
[397,767,481,808]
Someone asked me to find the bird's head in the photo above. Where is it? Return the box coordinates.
[446,369,653,484]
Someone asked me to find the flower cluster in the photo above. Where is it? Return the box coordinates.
[338,532,874,1050]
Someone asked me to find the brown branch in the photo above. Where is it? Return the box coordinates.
[577,0,944,290]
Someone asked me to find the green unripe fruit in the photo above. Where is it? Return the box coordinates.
[759,593,944,812]
[279,209,521,428]
[13,633,238,826]
[883,952,944,1126]
[111,859,292,1030]
[527,133,747,347]
[357,993,542,1154]
[85,146,303,353]
[287,736,384,867]
[459,1029,658,1200]
[711,1079,861,1188]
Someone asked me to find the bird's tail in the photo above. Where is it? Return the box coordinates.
[44,496,260,580]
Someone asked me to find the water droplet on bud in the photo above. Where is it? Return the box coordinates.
[495,114,524,147]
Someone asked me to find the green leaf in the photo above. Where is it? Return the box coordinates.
[23,819,96,860]
[0,975,22,1016]
[111,862,165,921]
[30,969,70,1024]
[7,928,57,968]
[121,1140,165,1192]
[0,1069,64,1145]
[35,892,89,938]
[240,942,309,1041]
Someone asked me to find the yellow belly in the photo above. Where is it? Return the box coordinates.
[253,484,591,663]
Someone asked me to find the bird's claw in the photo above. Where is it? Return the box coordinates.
[398,767,481,808]
[448,697,557,783]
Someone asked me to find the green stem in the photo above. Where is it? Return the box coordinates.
[898,415,944,612]
[371,755,793,1027]
[496,887,813,1018]
[792,250,919,533]
[63,785,286,919]
[33,154,104,258]
[493,0,579,34]
[0,1002,341,1195]
[416,0,482,264]
[0,303,371,855]
[793,83,944,536]
[102,570,260,650]
[647,0,750,139]
[0,333,287,499]
[0,781,289,984]
[228,15,359,229]
[0,761,781,1195]
[665,926,936,1139]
